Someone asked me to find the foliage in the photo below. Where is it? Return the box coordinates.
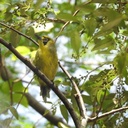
[0,0,128,127]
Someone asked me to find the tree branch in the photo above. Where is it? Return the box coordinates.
[89,106,128,122]
[0,38,80,128]
[25,93,70,127]
[58,61,88,126]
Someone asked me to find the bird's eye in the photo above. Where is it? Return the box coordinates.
[43,38,50,45]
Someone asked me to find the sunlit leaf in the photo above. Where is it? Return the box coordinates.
[58,122,69,128]
[12,46,30,61]
[16,46,30,55]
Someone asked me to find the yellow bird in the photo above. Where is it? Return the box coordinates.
[33,35,58,101]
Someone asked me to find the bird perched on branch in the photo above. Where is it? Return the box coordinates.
[33,35,58,101]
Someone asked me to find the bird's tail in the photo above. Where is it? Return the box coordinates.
[40,85,50,102]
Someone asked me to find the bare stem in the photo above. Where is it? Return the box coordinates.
[59,61,88,126]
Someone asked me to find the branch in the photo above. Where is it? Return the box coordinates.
[0,38,80,128]
[25,93,70,127]
[58,61,88,126]
[0,22,38,46]
[89,106,128,122]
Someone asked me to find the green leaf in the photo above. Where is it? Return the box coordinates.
[58,122,69,128]
[102,16,122,31]
[114,51,128,76]
[84,18,97,36]
[16,46,30,55]
[12,81,28,106]
[95,16,123,38]
[102,94,115,112]
[94,8,119,21]
[76,4,96,13]
[54,78,63,86]
[70,88,79,112]
[34,0,45,10]
[92,36,115,52]
[60,104,68,122]
[81,68,117,99]
[9,106,19,119]
[10,31,20,47]
[70,30,81,55]
[0,81,10,94]
[13,93,28,107]
[56,13,78,22]
[0,92,10,114]
[82,95,92,105]
[13,81,25,93]
[12,46,30,61]
[26,26,35,37]
[97,90,103,103]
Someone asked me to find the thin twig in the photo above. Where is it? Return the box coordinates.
[58,61,88,125]
[89,105,128,122]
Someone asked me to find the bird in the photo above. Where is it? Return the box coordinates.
[33,35,58,101]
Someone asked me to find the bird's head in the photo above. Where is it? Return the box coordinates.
[35,34,56,50]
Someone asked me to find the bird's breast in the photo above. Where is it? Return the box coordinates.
[35,48,58,80]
